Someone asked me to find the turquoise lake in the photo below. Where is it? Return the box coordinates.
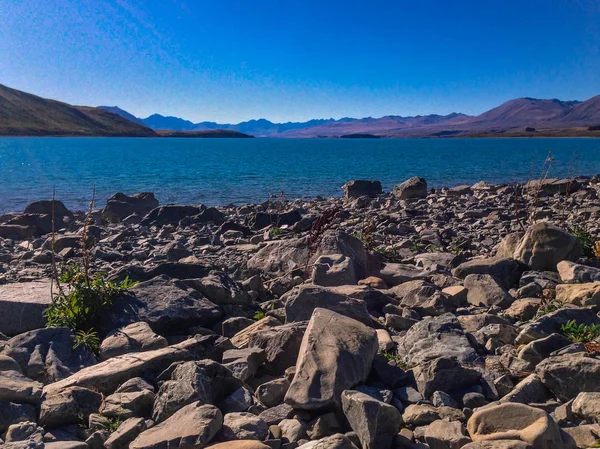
[1,137,600,213]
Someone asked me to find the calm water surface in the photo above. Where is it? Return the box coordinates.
[0,137,599,212]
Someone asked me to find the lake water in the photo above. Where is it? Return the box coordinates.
[1,137,600,213]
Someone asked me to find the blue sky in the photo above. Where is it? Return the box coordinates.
[1,0,599,122]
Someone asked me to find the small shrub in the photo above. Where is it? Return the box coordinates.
[536,289,566,317]
[73,329,101,353]
[561,320,600,343]
[269,227,283,238]
[253,310,266,321]
[569,225,597,259]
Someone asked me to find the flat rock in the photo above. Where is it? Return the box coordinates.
[0,281,52,336]
[99,321,168,361]
[536,355,600,401]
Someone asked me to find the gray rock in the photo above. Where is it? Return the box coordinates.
[298,433,359,448]
[516,307,600,344]
[452,258,524,289]
[220,386,254,413]
[518,333,571,365]
[104,417,147,449]
[258,403,295,426]
[393,177,427,200]
[140,204,204,227]
[102,192,158,223]
[572,392,600,423]
[285,308,378,411]
[130,402,222,449]
[256,378,290,408]
[513,222,581,271]
[39,386,102,428]
[464,274,513,308]
[99,321,168,361]
[0,370,43,405]
[4,421,44,444]
[536,355,600,402]
[311,254,358,287]
[100,389,155,419]
[185,270,252,306]
[413,356,482,399]
[221,412,269,441]
[247,321,307,375]
[376,263,429,287]
[342,180,382,199]
[0,402,37,433]
[341,390,401,449]
[0,281,53,336]
[557,260,600,283]
[424,419,472,449]
[222,347,267,382]
[500,374,553,404]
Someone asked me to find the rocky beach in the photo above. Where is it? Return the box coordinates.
[2,175,600,449]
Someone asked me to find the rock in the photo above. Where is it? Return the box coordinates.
[358,276,387,289]
[297,433,359,448]
[279,418,306,442]
[500,374,553,404]
[0,403,37,433]
[221,412,268,441]
[341,390,402,449]
[555,282,600,307]
[2,327,96,383]
[461,442,534,449]
[0,281,53,336]
[222,317,255,338]
[464,274,513,308]
[466,403,563,449]
[24,199,72,218]
[561,424,600,449]
[222,347,267,382]
[393,177,427,199]
[283,284,372,326]
[513,222,581,271]
[495,233,525,259]
[99,321,168,361]
[207,442,270,449]
[424,420,472,449]
[43,334,230,396]
[557,261,600,283]
[398,313,477,366]
[220,386,254,414]
[130,402,222,449]
[247,322,307,375]
[258,403,295,426]
[399,282,460,316]
[571,392,600,423]
[376,263,429,287]
[285,308,378,410]
[100,389,155,419]
[185,270,252,307]
[342,180,382,199]
[452,258,524,289]
[518,334,571,366]
[402,404,440,426]
[413,356,482,399]
[140,205,204,227]
[256,378,290,408]
[104,417,147,449]
[102,193,159,223]
[311,254,358,287]
[0,370,43,405]
[230,316,280,349]
[4,421,44,444]
[39,386,102,428]
[516,307,600,344]
[152,360,242,422]
[103,275,222,335]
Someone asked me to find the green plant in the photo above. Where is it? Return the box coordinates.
[569,225,597,259]
[253,310,266,321]
[379,350,413,370]
[106,416,124,433]
[269,227,283,237]
[408,242,425,253]
[73,329,101,353]
[561,320,600,343]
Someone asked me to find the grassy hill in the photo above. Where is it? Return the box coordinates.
[0,84,156,137]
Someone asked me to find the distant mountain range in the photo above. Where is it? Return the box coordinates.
[101,95,600,138]
[1,82,599,138]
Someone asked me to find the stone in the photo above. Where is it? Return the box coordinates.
[311,254,358,287]
[222,347,267,382]
[222,317,255,338]
[258,403,295,426]
[152,360,242,422]
[561,424,600,449]
[376,263,429,287]
[185,270,252,306]
[39,386,102,428]
[358,276,387,289]
[516,307,600,344]
[0,280,53,336]
[513,222,581,271]
[102,275,222,335]
[499,374,553,404]
[284,308,378,410]
[452,258,524,289]
[572,392,600,423]
[231,316,280,349]
[247,321,307,375]
[413,356,482,399]
[518,334,571,366]
[99,321,168,361]
[464,274,513,308]
[536,355,600,402]
[466,403,563,449]
[221,412,269,441]
[557,261,600,283]
[342,180,382,199]
[256,378,290,408]
[0,370,43,405]
[461,442,534,449]
[4,421,44,444]
[402,404,440,426]
[140,204,204,227]
[424,420,472,449]
[2,327,96,383]
[130,402,222,449]
[220,386,254,413]
[100,389,155,419]
[102,192,159,222]
[43,334,230,396]
[393,177,427,199]
[495,233,525,259]
[398,313,477,366]
[279,418,307,443]
[207,442,270,449]
[555,282,600,307]
[283,284,372,326]
[104,417,147,449]
[341,390,401,449]
[0,403,37,433]
[297,433,359,448]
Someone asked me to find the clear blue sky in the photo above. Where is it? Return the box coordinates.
[1,0,599,123]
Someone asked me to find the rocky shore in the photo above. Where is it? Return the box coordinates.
[1,175,600,449]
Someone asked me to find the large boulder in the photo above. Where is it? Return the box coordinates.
[2,327,96,383]
[397,313,477,366]
[220,412,268,441]
[0,370,43,405]
[39,386,102,428]
[0,281,53,336]
[557,261,600,284]
[152,360,242,422]
[130,402,222,449]
[102,192,158,222]
[466,403,563,449]
[413,356,482,399]
[555,282,600,307]
[311,254,358,287]
[102,275,222,335]
[513,222,581,271]
[536,355,600,402]
[393,177,427,199]
[342,180,382,199]
[24,199,72,218]
[283,284,372,326]
[0,402,37,433]
[284,308,378,410]
[424,420,472,449]
[297,434,359,448]
[184,271,252,307]
[140,205,204,227]
[452,258,524,289]
[222,348,267,382]
[516,307,600,344]
[341,390,402,449]
[43,334,231,396]
[464,274,513,308]
[98,321,168,361]
[247,321,307,375]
